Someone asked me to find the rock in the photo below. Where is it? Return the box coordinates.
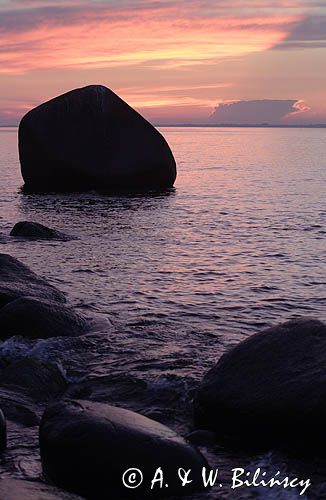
[10,221,71,241]
[186,430,217,447]
[40,400,208,498]
[194,318,326,451]
[0,387,39,426]
[0,478,83,500]
[1,359,66,399]
[19,85,177,193]
[0,407,6,451]
[0,254,65,307]
[64,374,147,405]
[0,255,86,340]
[0,297,87,340]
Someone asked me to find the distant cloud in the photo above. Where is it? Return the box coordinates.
[210,99,310,125]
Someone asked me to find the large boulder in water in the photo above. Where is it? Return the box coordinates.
[19,85,177,192]
[0,297,87,340]
[0,253,65,307]
[194,318,326,452]
[40,400,208,498]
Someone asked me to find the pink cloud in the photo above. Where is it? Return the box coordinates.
[0,1,302,73]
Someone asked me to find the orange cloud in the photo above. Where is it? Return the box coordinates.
[0,2,301,74]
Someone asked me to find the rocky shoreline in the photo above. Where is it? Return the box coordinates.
[0,244,208,499]
[1,239,325,499]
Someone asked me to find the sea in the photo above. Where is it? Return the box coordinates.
[0,126,325,499]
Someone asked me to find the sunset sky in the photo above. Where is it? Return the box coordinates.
[0,0,325,125]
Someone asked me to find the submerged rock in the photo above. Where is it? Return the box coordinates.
[1,359,67,399]
[0,253,65,307]
[0,478,83,500]
[10,221,72,241]
[19,85,177,193]
[194,318,326,452]
[0,407,6,451]
[0,297,87,340]
[40,400,208,498]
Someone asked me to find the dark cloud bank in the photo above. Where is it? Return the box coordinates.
[210,100,302,125]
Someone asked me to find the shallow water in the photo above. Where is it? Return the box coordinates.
[0,126,325,499]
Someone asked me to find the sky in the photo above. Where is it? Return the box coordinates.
[0,0,325,125]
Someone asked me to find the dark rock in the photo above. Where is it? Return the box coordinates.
[0,478,83,500]
[10,221,72,241]
[64,374,147,405]
[1,359,67,399]
[19,85,177,193]
[0,297,87,340]
[194,318,326,452]
[40,400,208,498]
[0,407,6,451]
[0,253,65,307]
[186,430,216,447]
[0,387,39,426]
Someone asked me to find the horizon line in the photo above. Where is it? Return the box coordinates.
[1,124,326,129]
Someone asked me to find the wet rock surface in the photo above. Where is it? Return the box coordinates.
[0,297,88,340]
[0,254,65,307]
[1,359,67,400]
[194,318,326,452]
[40,399,208,498]
[0,387,40,427]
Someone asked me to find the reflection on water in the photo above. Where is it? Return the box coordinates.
[1,125,325,371]
[0,127,325,498]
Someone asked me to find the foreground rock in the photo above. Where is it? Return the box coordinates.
[19,85,177,193]
[194,318,326,452]
[0,297,87,340]
[0,253,65,307]
[40,400,208,498]
[10,221,72,241]
[0,478,83,500]
[0,407,6,450]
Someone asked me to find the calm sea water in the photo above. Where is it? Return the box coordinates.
[0,126,325,498]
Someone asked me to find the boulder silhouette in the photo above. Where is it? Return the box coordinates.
[19,85,177,192]
[40,400,208,498]
[194,318,326,452]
